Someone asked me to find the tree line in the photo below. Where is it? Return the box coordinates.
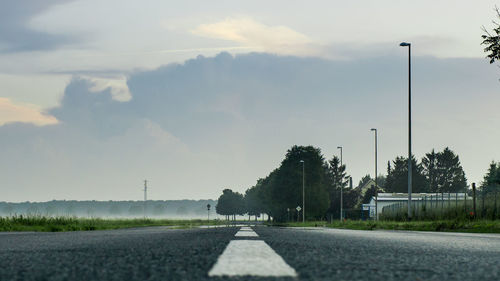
[216,145,471,222]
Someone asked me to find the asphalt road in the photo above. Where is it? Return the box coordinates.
[1,225,500,280]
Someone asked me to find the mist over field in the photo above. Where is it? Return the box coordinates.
[0,200,218,219]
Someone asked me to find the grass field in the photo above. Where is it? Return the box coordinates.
[0,215,222,232]
[274,219,500,233]
[4,215,500,234]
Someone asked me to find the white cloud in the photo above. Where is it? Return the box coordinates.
[191,17,321,56]
[86,76,132,102]
[0,98,58,126]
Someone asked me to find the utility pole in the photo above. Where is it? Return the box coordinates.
[143,180,148,218]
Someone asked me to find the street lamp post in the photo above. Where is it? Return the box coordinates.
[371,128,378,220]
[400,42,412,220]
[337,146,343,221]
[300,160,305,223]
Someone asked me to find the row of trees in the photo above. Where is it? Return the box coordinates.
[216,145,472,221]
[216,145,362,221]
[384,148,467,193]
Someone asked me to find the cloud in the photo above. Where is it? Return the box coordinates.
[192,18,319,56]
[1,52,499,201]
[0,0,75,53]
[0,98,58,126]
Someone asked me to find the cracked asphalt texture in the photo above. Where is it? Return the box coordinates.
[1,226,500,280]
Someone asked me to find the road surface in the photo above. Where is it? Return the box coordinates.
[1,225,499,280]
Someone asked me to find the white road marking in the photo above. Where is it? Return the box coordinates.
[208,240,297,277]
[235,230,259,237]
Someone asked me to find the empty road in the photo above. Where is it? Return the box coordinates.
[1,226,499,280]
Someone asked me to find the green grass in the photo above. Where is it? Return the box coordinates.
[0,215,223,232]
[271,219,500,233]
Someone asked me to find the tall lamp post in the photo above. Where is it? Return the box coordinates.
[300,160,305,223]
[400,41,412,220]
[371,128,378,220]
[337,146,343,221]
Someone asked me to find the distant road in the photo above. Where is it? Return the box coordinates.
[1,226,500,280]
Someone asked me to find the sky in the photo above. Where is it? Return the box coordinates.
[1,0,500,202]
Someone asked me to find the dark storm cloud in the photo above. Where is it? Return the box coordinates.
[0,0,74,52]
[1,52,499,201]
[41,52,499,142]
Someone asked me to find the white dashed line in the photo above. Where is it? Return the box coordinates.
[235,228,259,237]
[208,239,297,277]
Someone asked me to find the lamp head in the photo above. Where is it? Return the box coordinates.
[299,160,304,163]
[337,146,342,149]
[371,128,376,131]
[400,42,411,47]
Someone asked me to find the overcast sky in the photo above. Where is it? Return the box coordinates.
[1,0,499,202]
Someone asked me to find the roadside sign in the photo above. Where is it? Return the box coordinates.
[296,206,302,212]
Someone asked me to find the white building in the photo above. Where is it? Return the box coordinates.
[362,192,468,219]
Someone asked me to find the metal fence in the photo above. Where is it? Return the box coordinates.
[381,187,500,221]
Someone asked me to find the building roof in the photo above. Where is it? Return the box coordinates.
[372,193,467,202]
[357,179,384,194]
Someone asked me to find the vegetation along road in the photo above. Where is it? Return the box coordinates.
[1,225,499,280]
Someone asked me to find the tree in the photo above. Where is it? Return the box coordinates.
[435,148,467,193]
[326,156,350,217]
[128,205,143,215]
[376,174,387,190]
[244,186,262,220]
[482,7,500,64]
[215,189,245,220]
[361,184,378,204]
[153,204,167,215]
[481,162,500,194]
[265,145,330,221]
[422,149,439,192]
[108,205,122,215]
[422,148,467,193]
[385,156,428,193]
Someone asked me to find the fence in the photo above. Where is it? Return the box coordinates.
[380,186,500,221]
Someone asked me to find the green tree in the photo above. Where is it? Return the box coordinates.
[215,189,245,220]
[361,184,378,204]
[128,205,143,215]
[422,148,467,193]
[435,147,467,193]
[422,149,439,192]
[482,7,500,64]
[326,156,350,217]
[153,204,167,215]
[245,186,262,220]
[109,204,122,215]
[266,145,330,221]
[481,161,500,194]
[385,156,428,193]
